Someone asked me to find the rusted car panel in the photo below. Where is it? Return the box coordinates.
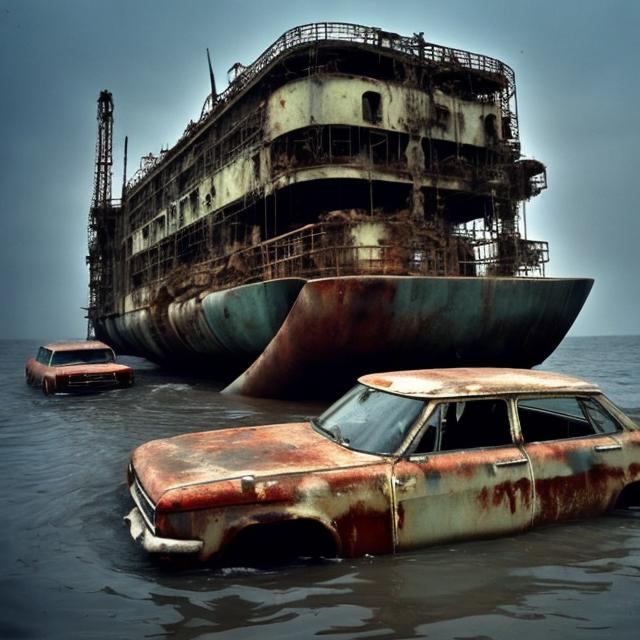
[524,436,626,523]
[361,367,600,398]
[393,446,533,550]
[131,422,385,501]
[146,465,396,559]
[130,423,395,559]
[125,368,640,563]
[26,341,134,395]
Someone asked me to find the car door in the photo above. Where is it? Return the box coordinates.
[392,398,534,551]
[517,395,628,523]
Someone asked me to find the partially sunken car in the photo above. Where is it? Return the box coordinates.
[125,368,640,562]
[26,341,134,395]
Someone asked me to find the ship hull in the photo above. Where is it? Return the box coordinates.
[95,278,306,368]
[96,276,592,399]
[224,275,593,398]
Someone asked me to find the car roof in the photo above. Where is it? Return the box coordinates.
[358,368,601,399]
[43,340,114,352]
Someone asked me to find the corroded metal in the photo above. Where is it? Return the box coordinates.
[223,276,593,398]
[360,367,601,398]
[87,23,589,396]
[25,340,134,395]
[125,369,640,561]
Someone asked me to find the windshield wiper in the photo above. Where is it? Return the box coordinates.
[311,418,350,446]
[310,417,328,434]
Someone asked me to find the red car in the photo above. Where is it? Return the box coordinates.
[26,341,134,395]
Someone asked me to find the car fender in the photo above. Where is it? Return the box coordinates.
[193,504,342,560]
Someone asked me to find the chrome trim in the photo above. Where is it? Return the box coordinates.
[124,508,203,555]
[594,444,622,452]
[129,474,156,533]
[493,458,528,468]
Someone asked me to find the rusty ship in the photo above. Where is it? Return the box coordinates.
[87,22,592,398]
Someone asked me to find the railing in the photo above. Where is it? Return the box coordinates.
[458,235,549,277]
[200,23,515,120]
[127,22,518,188]
[205,220,548,286]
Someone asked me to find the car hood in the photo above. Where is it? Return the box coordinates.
[53,363,131,374]
[131,422,384,502]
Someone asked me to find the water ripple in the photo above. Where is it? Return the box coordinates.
[1,338,640,639]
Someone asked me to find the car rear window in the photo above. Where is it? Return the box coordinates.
[517,395,621,442]
[50,349,115,366]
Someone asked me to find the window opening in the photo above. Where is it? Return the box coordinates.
[178,197,188,226]
[432,104,451,129]
[484,114,498,142]
[413,399,512,453]
[580,397,622,434]
[517,396,619,442]
[189,188,199,215]
[362,91,382,124]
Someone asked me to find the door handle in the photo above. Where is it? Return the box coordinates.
[493,458,528,469]
[594,444,622,452]
[393,476,417,490]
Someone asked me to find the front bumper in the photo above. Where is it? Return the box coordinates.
[60,378,132,391]
[124,507,204,555]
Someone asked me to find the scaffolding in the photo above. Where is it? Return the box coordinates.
[86,91,116,338]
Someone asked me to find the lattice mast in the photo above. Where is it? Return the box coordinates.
[93,91,113,208]
[86,90,114,339]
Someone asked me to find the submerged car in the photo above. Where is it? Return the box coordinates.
[124,368,640,562]
[26,341,134,395]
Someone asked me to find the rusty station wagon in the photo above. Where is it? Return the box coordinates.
[124,368,640,562]
[26,341,134,395]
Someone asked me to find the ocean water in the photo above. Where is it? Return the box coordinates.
[1,336,639,639]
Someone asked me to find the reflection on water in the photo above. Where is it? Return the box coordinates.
[1,337,639,639]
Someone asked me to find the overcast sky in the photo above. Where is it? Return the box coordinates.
[1,0,638,340]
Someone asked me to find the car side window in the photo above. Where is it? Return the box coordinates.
[36,348,51,365]
[413,399,513,453]
[517,396,620,443]
[580,397,622,434]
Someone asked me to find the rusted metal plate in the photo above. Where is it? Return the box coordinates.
[223,275,594,398]
[525,436,628,523]
[169,296,231,356]
[153,462,395,560]
[393,446,533,549]
[132,421,396,559]
[201,278,306,355]
[97,279,305,365]
[361,368,600,399]
[42,340,113,351]
[132,422,384,503]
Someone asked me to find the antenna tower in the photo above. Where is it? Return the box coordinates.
[86,91,115,339]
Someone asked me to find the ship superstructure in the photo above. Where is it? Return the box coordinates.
[87,23,592,398]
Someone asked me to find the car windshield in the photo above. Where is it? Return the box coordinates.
[51,349,115,366]
[314,384,426,455]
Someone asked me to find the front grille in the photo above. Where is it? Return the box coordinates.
[131,473,156,532]
[66,372,118,387]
